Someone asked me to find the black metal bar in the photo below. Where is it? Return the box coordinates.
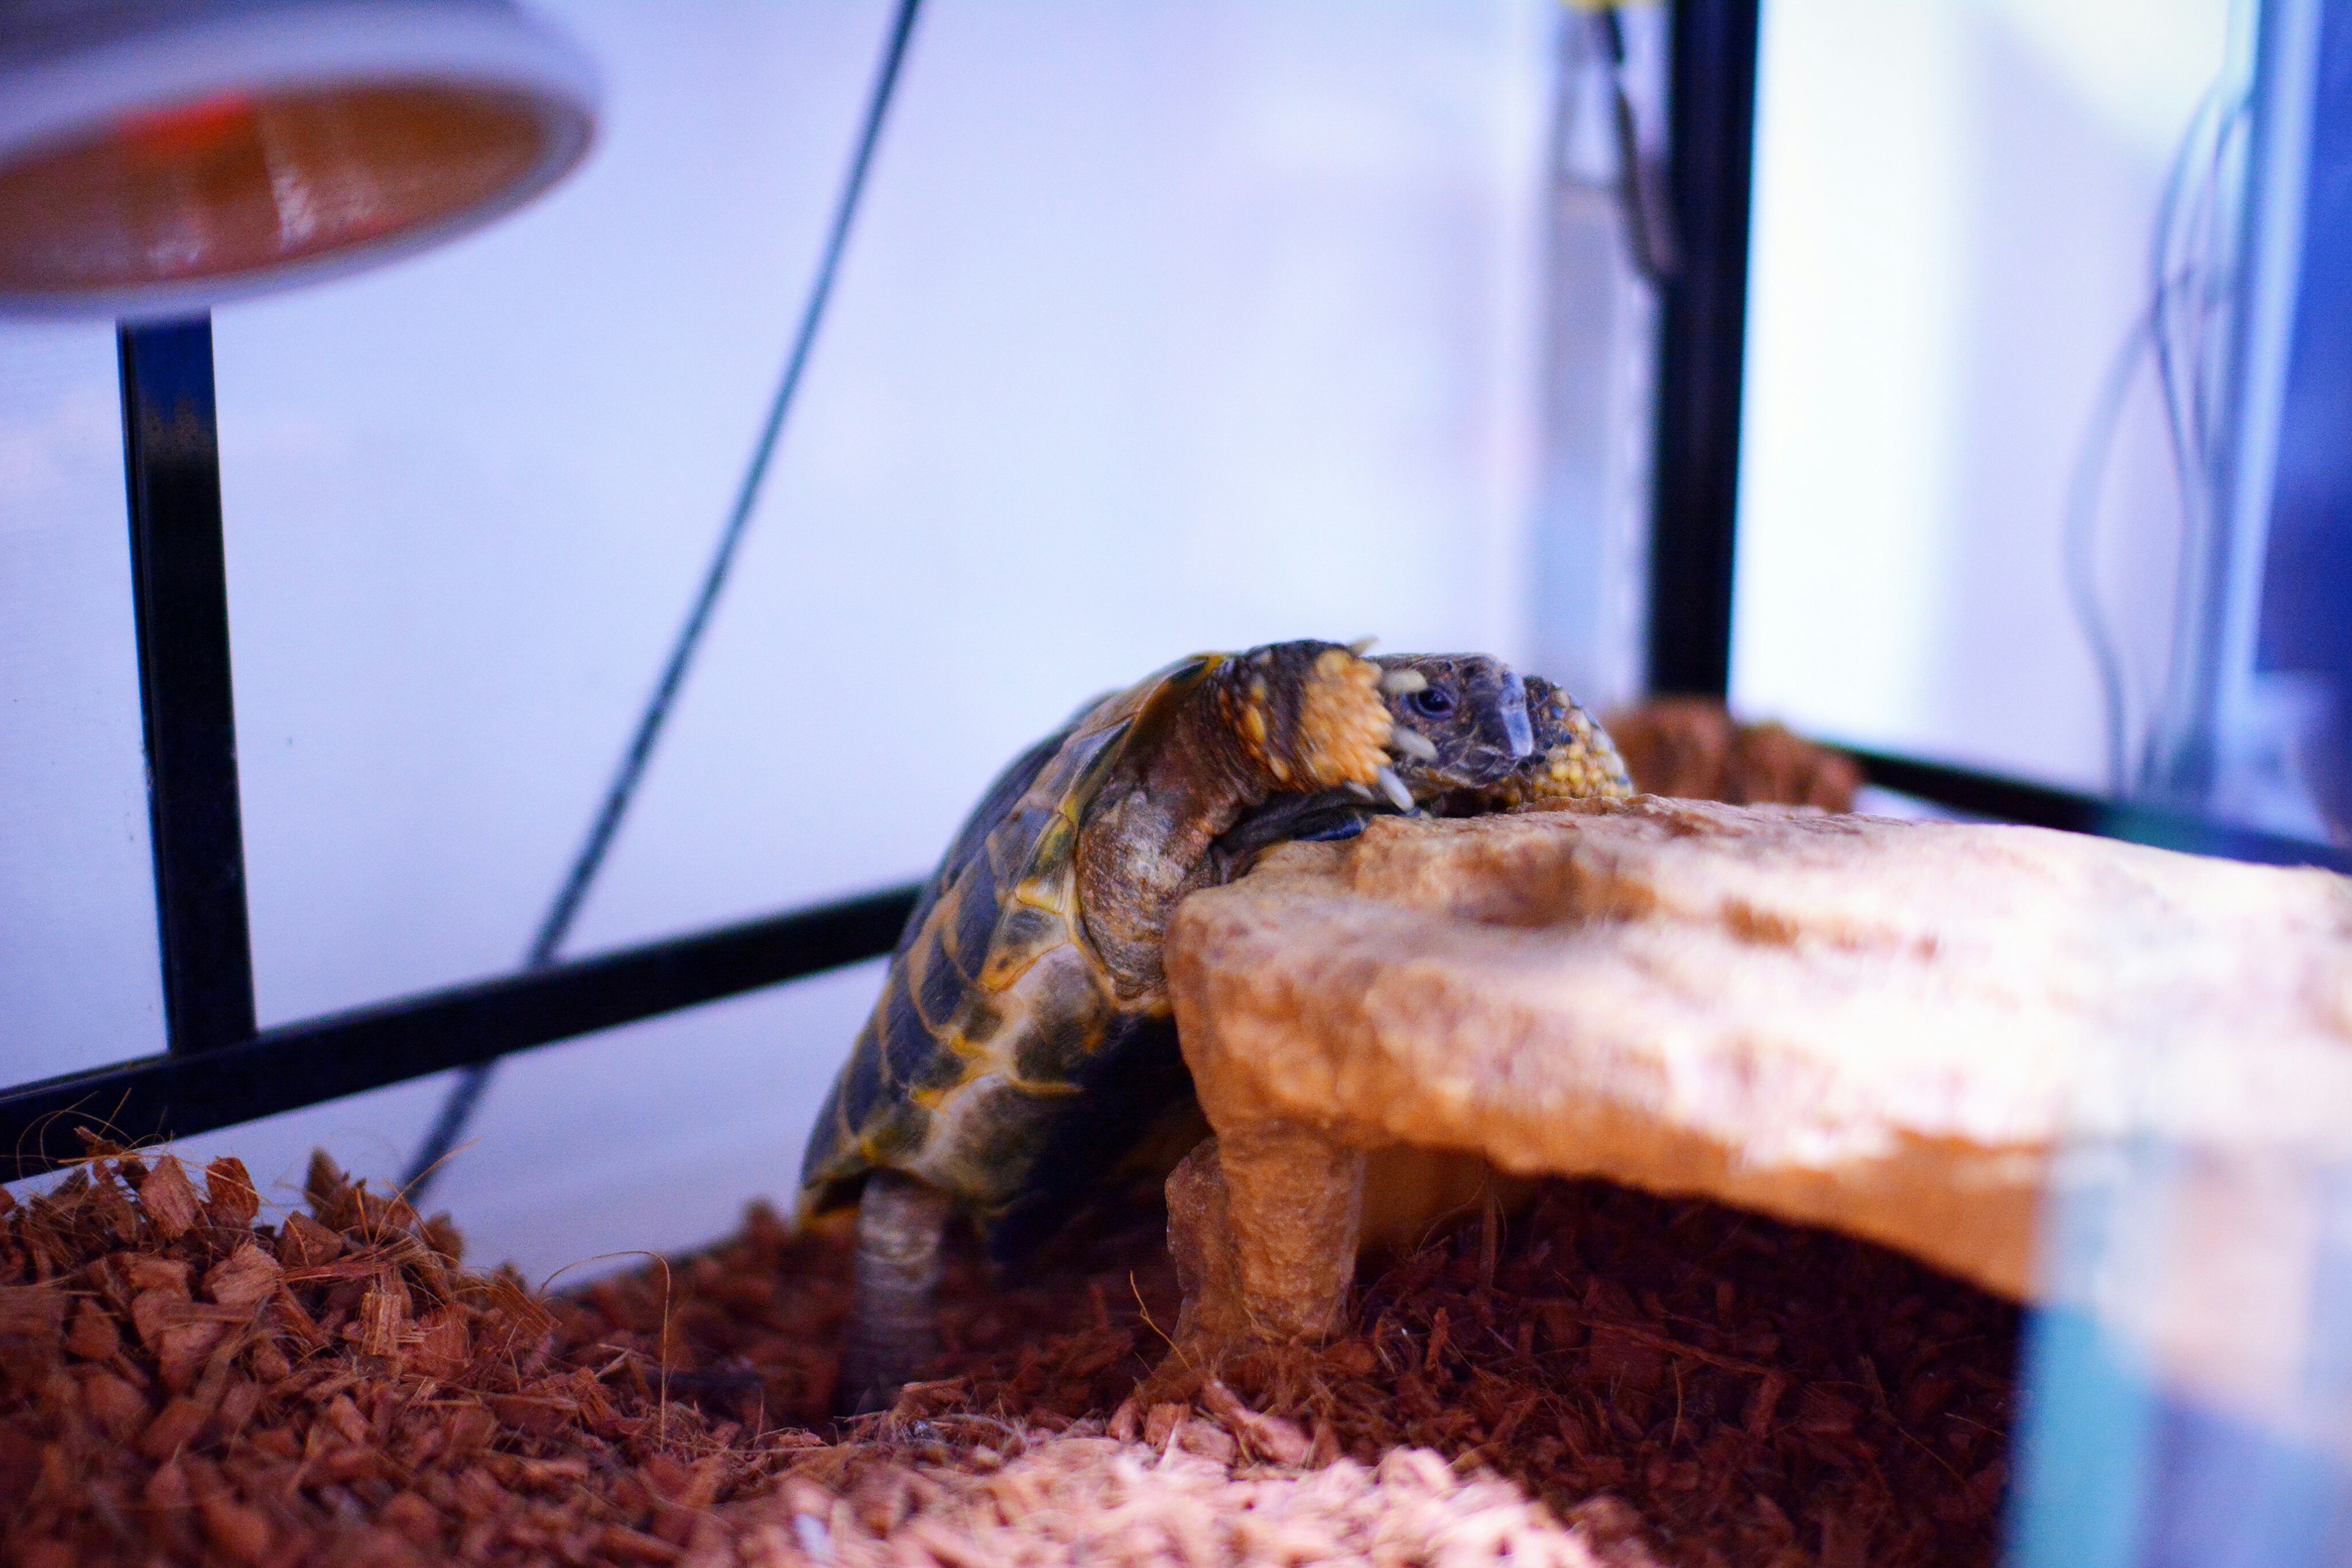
[1849,748,2352,873]
[119,317,258,1054]
[1646,0,1762,697]
[0,885,919,1182]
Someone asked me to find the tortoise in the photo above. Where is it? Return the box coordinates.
[1216,669,1630,857]
[797,639,1627,1412]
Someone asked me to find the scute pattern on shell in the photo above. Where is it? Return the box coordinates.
[798,656,1223,1261]
[799,645,1629,1270]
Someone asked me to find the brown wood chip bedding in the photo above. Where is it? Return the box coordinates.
[0,1145,2016,1567]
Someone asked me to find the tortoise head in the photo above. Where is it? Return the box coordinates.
[1506,674,1634,802]
[1374,653,1536,795]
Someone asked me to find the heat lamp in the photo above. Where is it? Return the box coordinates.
[0,0,598,317]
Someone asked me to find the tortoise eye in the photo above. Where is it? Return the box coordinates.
[1409,687,1455,720]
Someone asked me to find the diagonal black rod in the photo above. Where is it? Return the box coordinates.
[3,887,919,1181]
[403,0,927,1198]
[120,317,259,1055]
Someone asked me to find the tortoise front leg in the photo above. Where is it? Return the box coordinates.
[1079,643,1395,1001]
[837,1170,956,1416]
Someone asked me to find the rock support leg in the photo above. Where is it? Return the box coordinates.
[1167,1124,1366,1351]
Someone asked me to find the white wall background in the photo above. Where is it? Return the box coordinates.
[1732,0,2235,790]
[0,0,1552,1279]
[1,323,157,1085]
[2,0,2245,1277]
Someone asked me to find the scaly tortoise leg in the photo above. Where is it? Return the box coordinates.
[837,1170,955,1417]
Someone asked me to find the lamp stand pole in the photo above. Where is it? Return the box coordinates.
[119,315,257,1056]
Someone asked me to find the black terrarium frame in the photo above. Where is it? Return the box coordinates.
[0,311,924,1178]
[2,0,2342,1180]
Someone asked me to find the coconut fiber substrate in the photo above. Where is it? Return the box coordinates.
[0,1147,2018,1568]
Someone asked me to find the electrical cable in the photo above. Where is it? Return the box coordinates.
[2064,307,2156,794]
[401,0,926,1203]
[2066,115,2205,795]
[2140,83,2251,792]
[2066,72,2250,797]
[1590,6,1679,281]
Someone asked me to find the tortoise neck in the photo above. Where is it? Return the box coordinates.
[1075,664,1303,1004]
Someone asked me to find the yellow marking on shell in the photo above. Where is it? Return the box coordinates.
[980,948,1048,993]
[908,1067,1087,1195]
[909,1050,992,1109]
[1012,876,1071,916]
[972,871,1078,996]
[1001,1077,1085,1098]
[1241,703,1268,748]
[901,946,948,1033]
[936,1023,991,1063]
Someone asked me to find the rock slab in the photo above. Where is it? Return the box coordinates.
[1164,797,2352,1333]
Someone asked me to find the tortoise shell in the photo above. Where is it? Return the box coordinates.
[798,654,1224,1262]
[798,649,1626,1263]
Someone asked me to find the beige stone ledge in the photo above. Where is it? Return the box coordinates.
[1164,797,2352,1333]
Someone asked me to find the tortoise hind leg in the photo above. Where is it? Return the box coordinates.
[837,1170,955,1417]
